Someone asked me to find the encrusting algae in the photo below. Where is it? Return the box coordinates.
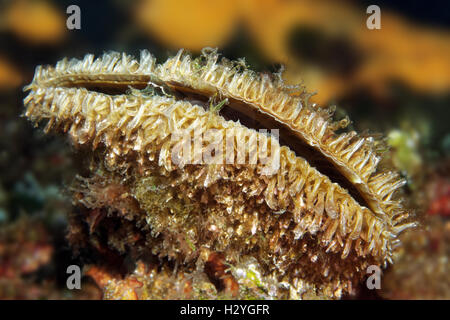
[23,48,416,299]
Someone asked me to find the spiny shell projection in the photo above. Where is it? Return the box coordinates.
[23,48,415,299]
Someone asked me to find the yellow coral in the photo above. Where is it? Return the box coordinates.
[5,0,66,44]
[132,0,450,103]
[0,57,22,89]
[134,0,239,51]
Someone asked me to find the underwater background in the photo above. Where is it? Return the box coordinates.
[0,0,448,299]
